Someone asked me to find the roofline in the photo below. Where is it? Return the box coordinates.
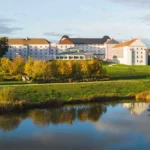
[113,38,138,48]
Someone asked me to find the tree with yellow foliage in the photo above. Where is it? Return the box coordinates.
[0,57,11,74]
[9,56,25,75]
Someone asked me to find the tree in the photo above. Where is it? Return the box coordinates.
[0,57,10,74]
[9,56,25,75]
[56,60,73,76]
[24,61,33,77]
[0,37,8,57]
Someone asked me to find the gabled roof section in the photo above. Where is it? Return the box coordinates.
[59,35,111,45]
[59,38,74,44]
[106,39,119,44]
[8,38,50,45]
[113,39,137,48]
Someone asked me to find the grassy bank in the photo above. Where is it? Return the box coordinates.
[1,80,150,102]
[0,80,149,112]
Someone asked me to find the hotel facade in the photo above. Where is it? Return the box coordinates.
[4,36,149,65]
[5,38,53,60]
[112,39,148,65]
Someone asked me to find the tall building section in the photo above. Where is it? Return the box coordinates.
[54,35,111,59]
[6,38,52,60]
[105,39,119,62]
[112,39,148,65]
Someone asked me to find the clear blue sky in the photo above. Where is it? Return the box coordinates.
[1,0,150,43]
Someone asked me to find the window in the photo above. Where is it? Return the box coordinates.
[137,60,138,62]
[137,56,138,58]
[141,48,142,50]
[137,48,138,50]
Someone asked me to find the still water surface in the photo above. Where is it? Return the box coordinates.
[0,102,150,150]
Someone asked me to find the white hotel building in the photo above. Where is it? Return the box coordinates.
[5,38,53,60]
[112,39,148,65]
[4,36,149,65]
[51,35,111,59]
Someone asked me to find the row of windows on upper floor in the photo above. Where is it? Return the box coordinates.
[9,49,50,52]
[8,55,54,59]
[9,46,49,48]
[132,51,143,54]
[130,48,145,50]
[133,56,143,59]
[57,44,105,47]
[132,59,143,63]
[58,46,105,49]
[8,52,57,56]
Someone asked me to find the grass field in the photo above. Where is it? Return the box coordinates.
[0,80,149,103]
[102,62,150,80]
[0,81,29,85]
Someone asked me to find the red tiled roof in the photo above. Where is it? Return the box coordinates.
[113,39,137,48]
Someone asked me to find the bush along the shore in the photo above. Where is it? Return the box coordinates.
[136,91,150,101]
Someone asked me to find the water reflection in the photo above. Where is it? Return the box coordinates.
[0,102,149,132]
[0,102,150,150]
[0,103,107,131]
[123,103,149,115]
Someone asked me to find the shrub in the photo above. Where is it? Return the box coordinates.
[0,76,4,81]
[136,91,150,100]
[15,74,22,81]
[0,87,19,103]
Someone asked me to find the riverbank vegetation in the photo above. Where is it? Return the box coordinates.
[0,80,149,111]
[1,80,150,102]
[136,91,150,101]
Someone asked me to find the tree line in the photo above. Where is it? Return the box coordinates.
[0,56,107,82]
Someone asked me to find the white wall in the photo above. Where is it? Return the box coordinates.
[51,43,107,60]
[112,39,148,66]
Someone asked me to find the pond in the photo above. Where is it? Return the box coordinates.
[0,101,150,150]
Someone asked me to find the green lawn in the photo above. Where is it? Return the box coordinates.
[102,62,150,80]
[0,81,28,85]
[1,80,149,102]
